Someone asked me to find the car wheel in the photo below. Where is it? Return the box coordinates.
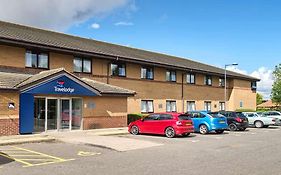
[130,125,139,135]
[199,125,208,134]
[165,127,176,138]
[263,125,269,128]
[215,130,224,134]
[254,121,264,128]
[229,123,238,131]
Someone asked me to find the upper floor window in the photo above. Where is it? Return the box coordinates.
[219,78,225,87]
[166,101,177,112]
[73,57,92,73]
[25,50,49,69]
[186,73,195,84]
[251,81,257,90]
[111,63,126,77]
[141,67,154,80]
[204,75,212,86]
[166,70,176,82]
[219,102,225,111]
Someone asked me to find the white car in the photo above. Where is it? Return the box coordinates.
[261,111,281,125]
[243,112,276,128]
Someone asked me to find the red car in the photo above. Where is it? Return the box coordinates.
[128,113,194,138]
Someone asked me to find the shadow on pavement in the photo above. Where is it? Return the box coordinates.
[0,152,14,166]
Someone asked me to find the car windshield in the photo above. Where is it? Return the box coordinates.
[208,112,223,118]
[178,115,191,120]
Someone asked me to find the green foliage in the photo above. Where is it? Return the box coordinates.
[127,113,148,125]
[235,109,256,112]
[271,64,281,105]
[256,93,263,105]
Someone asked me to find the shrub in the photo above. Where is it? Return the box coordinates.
[127,113,148,125]
[235,109,256,112]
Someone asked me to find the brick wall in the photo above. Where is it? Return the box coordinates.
[0,118,19,135]
[83,116,127,129]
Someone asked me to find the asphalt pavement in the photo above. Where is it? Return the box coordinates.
[1,126,281,175]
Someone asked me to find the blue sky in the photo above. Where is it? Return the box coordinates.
[0,0,279,98]
[67,0,281,73]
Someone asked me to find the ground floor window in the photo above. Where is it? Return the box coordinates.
[141,100,154,113]
[204,101,212,111]
[187,101,196,112]
[219,102,225,111]
[166,101,177,112]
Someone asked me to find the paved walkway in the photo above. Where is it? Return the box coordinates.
[0,128,163,152]
[47,128,163,152]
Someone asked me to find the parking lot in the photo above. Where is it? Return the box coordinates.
[1,127,281,175]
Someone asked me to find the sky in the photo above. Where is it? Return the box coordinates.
[0,0,279,99]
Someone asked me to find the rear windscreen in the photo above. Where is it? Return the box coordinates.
[236,112,246,118]
[208,112,224,118]
[178,115,191,120]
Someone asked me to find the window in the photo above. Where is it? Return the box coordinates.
[186,73,195,84]
[251,81,257,90]
[219,78,225,87]
[25,50,49,69]
[143,114,159,121]
[204,101,212,111]
[219,102,225,111]
[141,100,154,113]
[204,75,212,85]
[187,101,196,112]
[188,112,206,118]
[111,63,126,77]
[141,67,154,80]
[166,101,177,112]
[240,101,243,108]
[159,114,173,120]
[166,70,176,82]
[73,57,92,73]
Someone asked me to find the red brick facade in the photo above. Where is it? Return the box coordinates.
[83,116,127,129]
[0,118,19,136]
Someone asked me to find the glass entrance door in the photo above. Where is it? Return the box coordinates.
[47,99,58,130]
[60,99,71,130]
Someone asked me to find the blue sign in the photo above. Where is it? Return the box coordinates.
[23,75,97,96]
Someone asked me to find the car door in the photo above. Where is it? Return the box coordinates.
[157,114,174,134]
[246,113,255,125]
[190,112,201,132]
[141,114,160,134]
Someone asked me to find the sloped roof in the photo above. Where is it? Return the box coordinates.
[0,68,135,96]
[257,100,280,108]
[0,20,259,81]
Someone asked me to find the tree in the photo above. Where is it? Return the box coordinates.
[256,93,263,105]
[271,64,281,106]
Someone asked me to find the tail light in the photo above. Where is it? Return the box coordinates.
[176,121,183,126]
[272,119,276,122]
[235,117,242,123]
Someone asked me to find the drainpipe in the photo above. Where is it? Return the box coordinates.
[181,72,184,113]
[107,62,110,84]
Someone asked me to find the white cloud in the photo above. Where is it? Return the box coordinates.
[0,0,131,31]
[226,66,274,99]
[91,23,100,29]
[114,21,134,26]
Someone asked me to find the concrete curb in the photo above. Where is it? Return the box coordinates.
[0,136,56,146]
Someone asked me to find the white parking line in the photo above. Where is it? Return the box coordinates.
[190,140,200,143]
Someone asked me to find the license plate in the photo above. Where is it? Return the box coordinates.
[219,121,225,123]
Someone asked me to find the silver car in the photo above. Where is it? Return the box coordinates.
[261,111,281,125]
[243,112,276,128]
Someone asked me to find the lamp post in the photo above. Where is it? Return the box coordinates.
[224,63,238,111]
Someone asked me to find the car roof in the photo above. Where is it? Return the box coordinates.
[150,112,183,117]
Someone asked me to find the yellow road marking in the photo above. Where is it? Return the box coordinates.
[77,151,101,157]
[0,146,74,168]
[11,146,66,162]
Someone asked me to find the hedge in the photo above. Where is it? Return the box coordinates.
[127,113,148,125]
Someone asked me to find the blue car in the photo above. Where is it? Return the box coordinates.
[186,111,228,134]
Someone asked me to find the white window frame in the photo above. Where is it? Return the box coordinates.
[166,101,177,112]
[187,101,196,112]
[141,100,154,113]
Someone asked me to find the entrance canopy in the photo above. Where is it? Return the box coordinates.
[0,68,135,134]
